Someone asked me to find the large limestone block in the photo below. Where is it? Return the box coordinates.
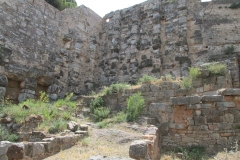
[129,140,147,159]
[218,88,240,96]
[170,96,201,105]
[0,75,8,87]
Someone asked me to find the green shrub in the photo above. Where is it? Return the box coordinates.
[229,1,240,9]
[180,77,192,89]
[101,83,129,95]
[93,107,110,122]
[179,146,206,160]
[96,111,127,128]
[138,75,158,84]
[126,92,145,122]
[0,124,18,142]
[205,63,227,76]
[7,134,19,142]
[90,97,104,112]
[223,45,236,54]
[48,118,67,134]
[189,67,200,79]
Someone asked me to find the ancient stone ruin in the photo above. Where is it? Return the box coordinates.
[1,0,240,159]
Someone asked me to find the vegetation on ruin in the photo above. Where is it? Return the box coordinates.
[189,67,201,80]
[126,92,145,122]
[223,45,236,55]
[1,92,79,133]
[180,77,193,89]
[101,83,129,95]
[229,1,240,9]
[203,63,227,76]
[0,124,19,142]
[138,75,158,84]
[45,0,77,11]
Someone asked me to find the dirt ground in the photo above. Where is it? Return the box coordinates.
[44,123,144,160]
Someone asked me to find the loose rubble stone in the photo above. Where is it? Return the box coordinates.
[67,121,79,132]
[129,140,147,159]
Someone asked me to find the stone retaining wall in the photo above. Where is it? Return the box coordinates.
[0,134,82,160]
[149,88,240,153]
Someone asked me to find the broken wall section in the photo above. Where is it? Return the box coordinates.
[0,0,102,102]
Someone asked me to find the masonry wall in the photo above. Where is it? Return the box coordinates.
[0,0,102,102]
[97,0,240,86]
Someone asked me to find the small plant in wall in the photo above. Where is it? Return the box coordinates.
[223,45,236,55]
[229,1,240,9]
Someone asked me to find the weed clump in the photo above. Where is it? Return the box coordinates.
[0,124,19,142]
[203,63,227,76]
[223,45,236,54]
[180,77,192,89]
[138,75,158,84]
[189,67,200,79]
[102,83,129,95]
[229,1,240,9]
[126,92,145,122]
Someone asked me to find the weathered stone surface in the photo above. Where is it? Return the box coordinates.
[216,102,236,110]
[218,88,240,96]
[6,144,24,160]
[32,143,45,157]
[129,140,147,159]
[0,75,8,87]
[170,96,201,105]
[201,95,224,102]
[67,121,78,132]
[0,87,6,102]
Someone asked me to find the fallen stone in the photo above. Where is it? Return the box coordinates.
[129,140,147,159]
[75,131,88,136]
[67,121,78,132]
[80,124,88,131]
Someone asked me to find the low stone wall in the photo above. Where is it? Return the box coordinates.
[0,134,82,160]
[97,73,230,112]
[149,88,240,153]
[129,126,160,160]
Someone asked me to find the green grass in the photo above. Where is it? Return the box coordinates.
[189,67,200,79]
[180,77,192,89]
[204,63,227,76]
[0,124,19,142]
[138,75,158,84]
[101,83,129,95]
[93,107,110,122]
[96,112,127,128]
[126,92,145,122]
[179,146,206,160]
[1,92,78,133]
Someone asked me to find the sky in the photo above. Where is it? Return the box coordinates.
[75,0,211,18]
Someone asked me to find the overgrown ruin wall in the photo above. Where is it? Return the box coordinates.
[0,0,240,102]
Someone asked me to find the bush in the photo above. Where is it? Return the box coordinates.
[93,107,110,122]
[223,45,236,54]
[189,67,200,79]
[90,97,104,112]
[180,77,192,89]
[96,111,127,128]
[138,75,158,84]
[205,63,227,76]
[101,83,129,95]
[48,118,67,134]
[45,0,77,11]
[126,92,145,122]
[179,146,206,160]
[0,124,18,142]
[229,1,240,9]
